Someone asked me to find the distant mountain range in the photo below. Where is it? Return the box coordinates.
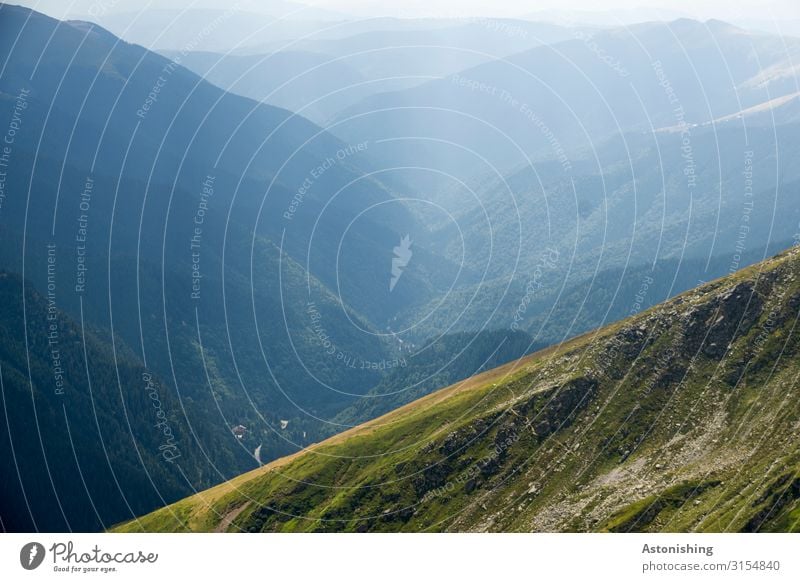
[328,19,800,339]
[331,19,800,176]
[163,20,582,125]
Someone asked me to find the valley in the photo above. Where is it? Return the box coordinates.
[116,246,800,532]
[1,2,798,534]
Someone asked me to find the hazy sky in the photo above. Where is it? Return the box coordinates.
[315,0,796,21]
[12,0,800,26]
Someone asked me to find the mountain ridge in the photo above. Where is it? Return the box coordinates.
[0,3,466,480]
[114,244,800,532]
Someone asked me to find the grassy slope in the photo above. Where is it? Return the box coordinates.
[114,247,800,532]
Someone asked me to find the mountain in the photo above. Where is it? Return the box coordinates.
[687,91,800,128]
[0,4,465,488]
[331,329,541,429]
[0,6,547,528]
[5,6,800,534]
[385,120,800,340]
[240,19,581,58]
[394,239,796,351]
[330,19,800,180]
[162,50,368,125]
[115,244,800,532]
[169,20,581,125]
[0,271,225,532]
[77,10,343,52]
[9,0,311,19]
[313,20,800,339]
[525,7,691,25]
[7,2,349,51]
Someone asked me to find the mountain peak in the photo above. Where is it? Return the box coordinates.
[65,18,128,45]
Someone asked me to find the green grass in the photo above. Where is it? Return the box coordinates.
[112,247,800,533]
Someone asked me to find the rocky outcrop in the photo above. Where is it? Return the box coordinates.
[682,281,764,359]
[742,474,800,532]
[521,377,599,439]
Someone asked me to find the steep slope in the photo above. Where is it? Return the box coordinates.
[386,119,800,340]
[0,271,224,532]
[318,19,800,345]
[331,329,541,430]
[0,4,444,323]
[8,2,337,51]
[116,245,800,532]
[0,5,464,476]
[164,50,367,125]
